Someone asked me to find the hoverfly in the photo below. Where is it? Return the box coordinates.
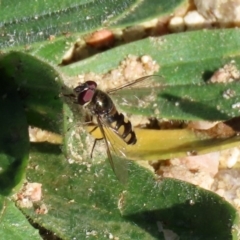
[65,75,161,182]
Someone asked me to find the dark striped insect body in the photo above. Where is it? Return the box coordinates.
[70,75,162,182]
[72,80,136,182]
[74,81,137,144]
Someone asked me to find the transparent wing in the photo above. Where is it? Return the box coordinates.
[107,75,165,94]
[106,75,166,117]
[95,116,129,184]
[92,75,165,182]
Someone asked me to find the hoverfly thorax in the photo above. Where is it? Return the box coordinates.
[75,81,115,117]
[88,89,114,116]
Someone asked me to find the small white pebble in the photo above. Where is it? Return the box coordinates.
[233,198,240,209]
[184,11,207,30]
[141,55,151,64]
[68,158,75,164]
[168,16,185,32]
[227,148,240,168]
[232,102,240,109]
[215,188,225,197]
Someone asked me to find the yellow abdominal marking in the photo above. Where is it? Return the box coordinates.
[111,121,117,128]
[124,133,132,143]
[118,125,125,136]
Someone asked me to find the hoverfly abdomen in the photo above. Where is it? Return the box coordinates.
[108,110,137,145]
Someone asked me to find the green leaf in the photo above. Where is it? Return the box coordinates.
[0,52,63,133]
[2,3,240,238]
[112,81,240,120]
[21,143,239,239]
[1,0,186,48]
[61,29,240,121]
[60,29,240,162]
[0,63,29,195]
[0,197,42,240]
[122,175,239,239]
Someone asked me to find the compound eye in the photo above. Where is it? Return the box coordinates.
[74,81,97,93]
[75,81,97,105]
[78,88,95,105]
[85,81,97,89]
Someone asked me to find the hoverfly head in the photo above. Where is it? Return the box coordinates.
[74,81,97,105]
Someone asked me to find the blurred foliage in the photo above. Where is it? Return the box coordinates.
[1,0,240,239]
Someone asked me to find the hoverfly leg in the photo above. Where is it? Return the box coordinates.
[90,138,98,158]
[90,136,107,159]
[82,114,95,126]
[89,125,99,134]
[95,117,116,174]
[90,139,96,158]
[85,115,105,158]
